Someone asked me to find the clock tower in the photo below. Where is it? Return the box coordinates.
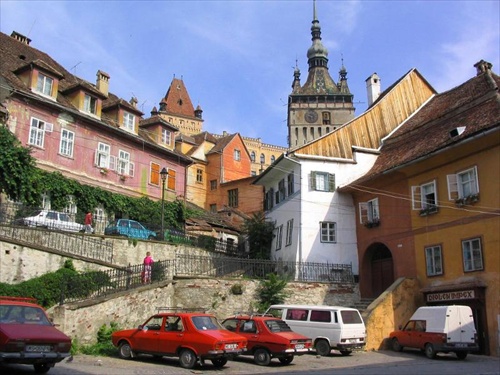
[287,1,355,149]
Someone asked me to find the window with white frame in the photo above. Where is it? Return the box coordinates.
[162,128,172,146]
[123,112,135,131]
[359,198,380,224]
[28,117,47,147]
[320,221,336,243]
[95,142,113,169]
[250,151,256,162]
[117,150,134,176]
[286,219,293,246]
[311,171,335,192]
[36,73,53,96]
[59,129,74,157]
[425,245,443,276]
[64,195,77,217]
[271,155,276,163]
[447,166,479,201]
[412,180,437,211]
[462,238,483,272]
[234,149,241,161]
[260,154,265,164]
[83,94,97,114]
[275,225,283,250]
[196,169,203,183]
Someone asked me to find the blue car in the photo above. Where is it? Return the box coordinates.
[104,219,157,240]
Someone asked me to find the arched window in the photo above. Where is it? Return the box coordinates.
[250,151,256,162]
[322,112,331,125]
[260,153,265,164]
[271,155,276,163]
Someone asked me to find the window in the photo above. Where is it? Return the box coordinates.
[162,129,172,146]
[264,188,274,211]
[260,154,265,164]
[210,180,217,190]
[123,112,135,131]
[95,142,114,169]
[83,94,97,115]
[425,245,443,276]
[447,166,479,200]
[59,129,74,157]
[167,169,176,191]
[196,169,203,183]
[287,173,294,195]
[28,117,47,147]
[117,150,134,176]
[286,219,293,246]
[271,155,276,163]
[228,189,238,207]
[412,180,437,211]
[275,225,283,250]
[286,309,308,321]
[234,149,241,161]
[311,171,335,192]
[251,171,256,176]
[277,179,286,203]
[320,222,336,243]
[209,204,217,213]
[310,310,331,322]
[150,162,160,186]
[36,73,53,96]
[462,238,483,272]
[250,151,256,162]
[359,198,380,224]
[322,111,331,125]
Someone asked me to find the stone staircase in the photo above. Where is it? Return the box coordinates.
[352,298,375,315]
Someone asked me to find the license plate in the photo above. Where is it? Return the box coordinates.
[295,344,305,349]
[225,343,238,350]
[455,343,467,348]
[26,345,51,352]
[348,339,358,343]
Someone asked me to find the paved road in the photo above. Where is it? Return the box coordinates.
[2,350,499,375]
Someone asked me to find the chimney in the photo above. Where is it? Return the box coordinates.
[96,70,110,97]
[11,31,31,45]
[474,60,492,76]
[366,73,381,106]
[129,97,138,108]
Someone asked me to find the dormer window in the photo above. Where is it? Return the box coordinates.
[162,129,172,146]
[36,73,53,96]
[83,94,97,115]
[123,112,135,132]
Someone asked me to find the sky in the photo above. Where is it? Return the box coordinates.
[1,0,499,148]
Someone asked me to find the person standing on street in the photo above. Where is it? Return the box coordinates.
[84,211,93,234]
[143,252,154,284]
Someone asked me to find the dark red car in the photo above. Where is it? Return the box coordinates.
[0,296,72,373]
[111,309,247,369]
[222,314,312,366]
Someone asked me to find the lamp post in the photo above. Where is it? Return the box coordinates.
[160,167,168,240]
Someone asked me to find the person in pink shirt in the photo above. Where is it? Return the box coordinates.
[142,252,154,283]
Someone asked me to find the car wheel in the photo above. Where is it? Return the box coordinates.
[254,348,271,366]
[456,351,468,360]
[278,355,294,365]
[392,338,403,352]
[315,339,331,356]
[33,363,51,374]
[118,341,133,359]
[179,348,197,369]
[211,358,228,368]
[340,350,352,356]
[425,343,437,359]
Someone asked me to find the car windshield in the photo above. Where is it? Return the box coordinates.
[58,212,70,222]
[265,319,292,332]
[191,316,222,331]
[0,305,51,325]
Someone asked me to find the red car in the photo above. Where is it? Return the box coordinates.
[111,309,247,369]
[0,296,72,374]
[221,314,312,366]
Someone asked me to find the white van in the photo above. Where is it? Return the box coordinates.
[389,305,479,359]
[265,304,366,356]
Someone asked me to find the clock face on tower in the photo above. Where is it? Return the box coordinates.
[305,110,318,123]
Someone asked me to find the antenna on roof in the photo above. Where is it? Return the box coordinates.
[70,62,82,75]
[27,18,37,37]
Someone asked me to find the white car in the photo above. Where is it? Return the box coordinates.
[23,210,85,233]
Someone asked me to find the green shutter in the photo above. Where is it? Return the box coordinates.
[328,173,336,192]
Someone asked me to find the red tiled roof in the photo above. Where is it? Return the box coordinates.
[161,78,196,118]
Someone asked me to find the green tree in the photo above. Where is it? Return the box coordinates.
[242,212,275,259]
[0,126,39,204]
[256,273,289,312]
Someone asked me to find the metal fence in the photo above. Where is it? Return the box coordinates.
[60,254,353,304]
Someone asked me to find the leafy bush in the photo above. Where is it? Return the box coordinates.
[255,273,289,312]
[72,322,120,356]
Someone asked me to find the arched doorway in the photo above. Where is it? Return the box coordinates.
[366,243,394,297]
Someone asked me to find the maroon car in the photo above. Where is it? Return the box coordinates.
[0,296,72,373]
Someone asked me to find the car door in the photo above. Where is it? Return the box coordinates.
[399,321,417,348]
[238,319,260,350]
[129,221,145,239]
[133,316,164,353]
[157,315,185,354]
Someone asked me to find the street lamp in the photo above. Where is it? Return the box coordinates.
[160,167,168,240]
